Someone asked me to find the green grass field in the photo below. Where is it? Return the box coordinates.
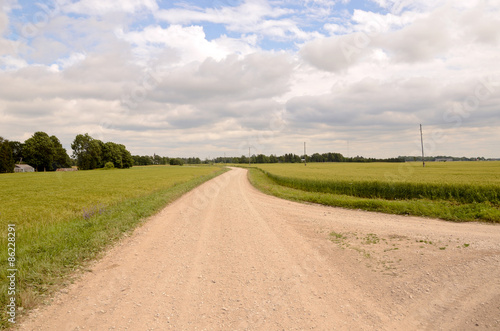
[0,165,225,327]
[247,162,500,223]
[254,162,500,185]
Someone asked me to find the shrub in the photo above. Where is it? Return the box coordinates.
[169,158,184,166]
[104,162,114,169]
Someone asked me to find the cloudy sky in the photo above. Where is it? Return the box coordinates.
[0,0,499,159]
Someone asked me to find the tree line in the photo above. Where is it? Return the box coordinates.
[132,155,203,166]
[0,132,133,173]
[132,152,405,166]
[0,132,71,172]
[72,134,133,170]
[0,132,420,174]
[213,152,404,164]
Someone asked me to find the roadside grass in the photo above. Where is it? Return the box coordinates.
[0,166,226,327]
[247,167,500,223]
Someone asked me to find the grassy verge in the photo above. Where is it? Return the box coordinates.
[247,167,500,223]
[0,166,227,328]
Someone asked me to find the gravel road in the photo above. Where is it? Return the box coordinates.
[18,167,500,330]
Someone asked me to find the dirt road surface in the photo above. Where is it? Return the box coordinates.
[18,167,500,330]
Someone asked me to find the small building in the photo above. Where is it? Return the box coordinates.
[14,164,35,173]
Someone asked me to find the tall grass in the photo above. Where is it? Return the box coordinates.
[264,172,500,205]
[245,162,500,223]
[254,162,500,184]
[1,165,222,230]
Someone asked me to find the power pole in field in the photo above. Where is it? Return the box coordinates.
[304,142,307,166]
[420,124,425,167]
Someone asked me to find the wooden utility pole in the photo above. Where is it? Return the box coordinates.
[304,142,307,166]
[248,147,251,166]
[420,124,425,167]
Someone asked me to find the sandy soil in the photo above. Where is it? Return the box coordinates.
[17,167,500,330]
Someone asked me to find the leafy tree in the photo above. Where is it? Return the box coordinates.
[239,155,248,164]
[132,154,169,166]
[332,153,344,162]
[283,153,293,163]
[104,161,114,169]
[161,156,170,165]
[100,143,132,168]
[169,158,184,166]
[118,144,133,168]
[8,141,23,163]
[102,142,123,168]
[186,157,201,164]
[132,155,140,165]
[283,153,301,163]
[23,132,55,171]
[50,135,71,169]
[0,137,15,173]
[269,154,278,163]
[95,139,105,166]
[255,154,269,163]
[153,154,163,165]
[71,134,102,170]
[311,153,324,162]
[132,155,153,166]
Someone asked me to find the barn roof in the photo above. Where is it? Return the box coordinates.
[15,164,34,170]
